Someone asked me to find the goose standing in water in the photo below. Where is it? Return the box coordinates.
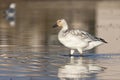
[53,19,107,56]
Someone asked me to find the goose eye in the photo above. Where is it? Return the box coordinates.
[59,21,61,22]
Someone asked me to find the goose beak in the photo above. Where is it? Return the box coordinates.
[53,23,58,28]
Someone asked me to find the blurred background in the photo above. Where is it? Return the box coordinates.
[1,1,120,79]
[0,0,120,53]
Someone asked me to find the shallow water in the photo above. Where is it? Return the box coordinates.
[0,26,119,80]
[0,46,120,80]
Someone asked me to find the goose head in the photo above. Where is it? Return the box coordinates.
[53,19,68,28]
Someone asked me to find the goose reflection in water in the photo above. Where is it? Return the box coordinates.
[58,57,106,80]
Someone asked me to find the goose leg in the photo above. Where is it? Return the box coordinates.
[77,49,83,55]
[70,49,75,56]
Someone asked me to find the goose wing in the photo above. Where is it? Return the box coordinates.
[68,29,106,43]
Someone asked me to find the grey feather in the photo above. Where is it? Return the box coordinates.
[64,29,107,43]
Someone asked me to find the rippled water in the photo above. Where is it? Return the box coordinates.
[0,28,119,80]
[0,46,120,80]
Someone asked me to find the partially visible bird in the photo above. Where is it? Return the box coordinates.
[53,19,107,56]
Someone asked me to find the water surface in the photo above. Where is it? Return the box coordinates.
[0,46,120,80]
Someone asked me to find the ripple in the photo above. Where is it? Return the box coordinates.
[0,50,119,80]
[0,51,52,76]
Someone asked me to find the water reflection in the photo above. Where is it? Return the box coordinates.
[58,57,106,80]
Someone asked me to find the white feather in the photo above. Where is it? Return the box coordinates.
[55,19,106,54]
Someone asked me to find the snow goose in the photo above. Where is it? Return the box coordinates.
[53,19,107,55]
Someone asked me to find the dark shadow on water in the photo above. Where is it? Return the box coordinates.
[60,53,120,59]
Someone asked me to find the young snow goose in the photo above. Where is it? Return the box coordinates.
[53,19,107,55]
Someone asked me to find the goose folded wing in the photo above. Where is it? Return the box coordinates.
[69,30,101,42]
